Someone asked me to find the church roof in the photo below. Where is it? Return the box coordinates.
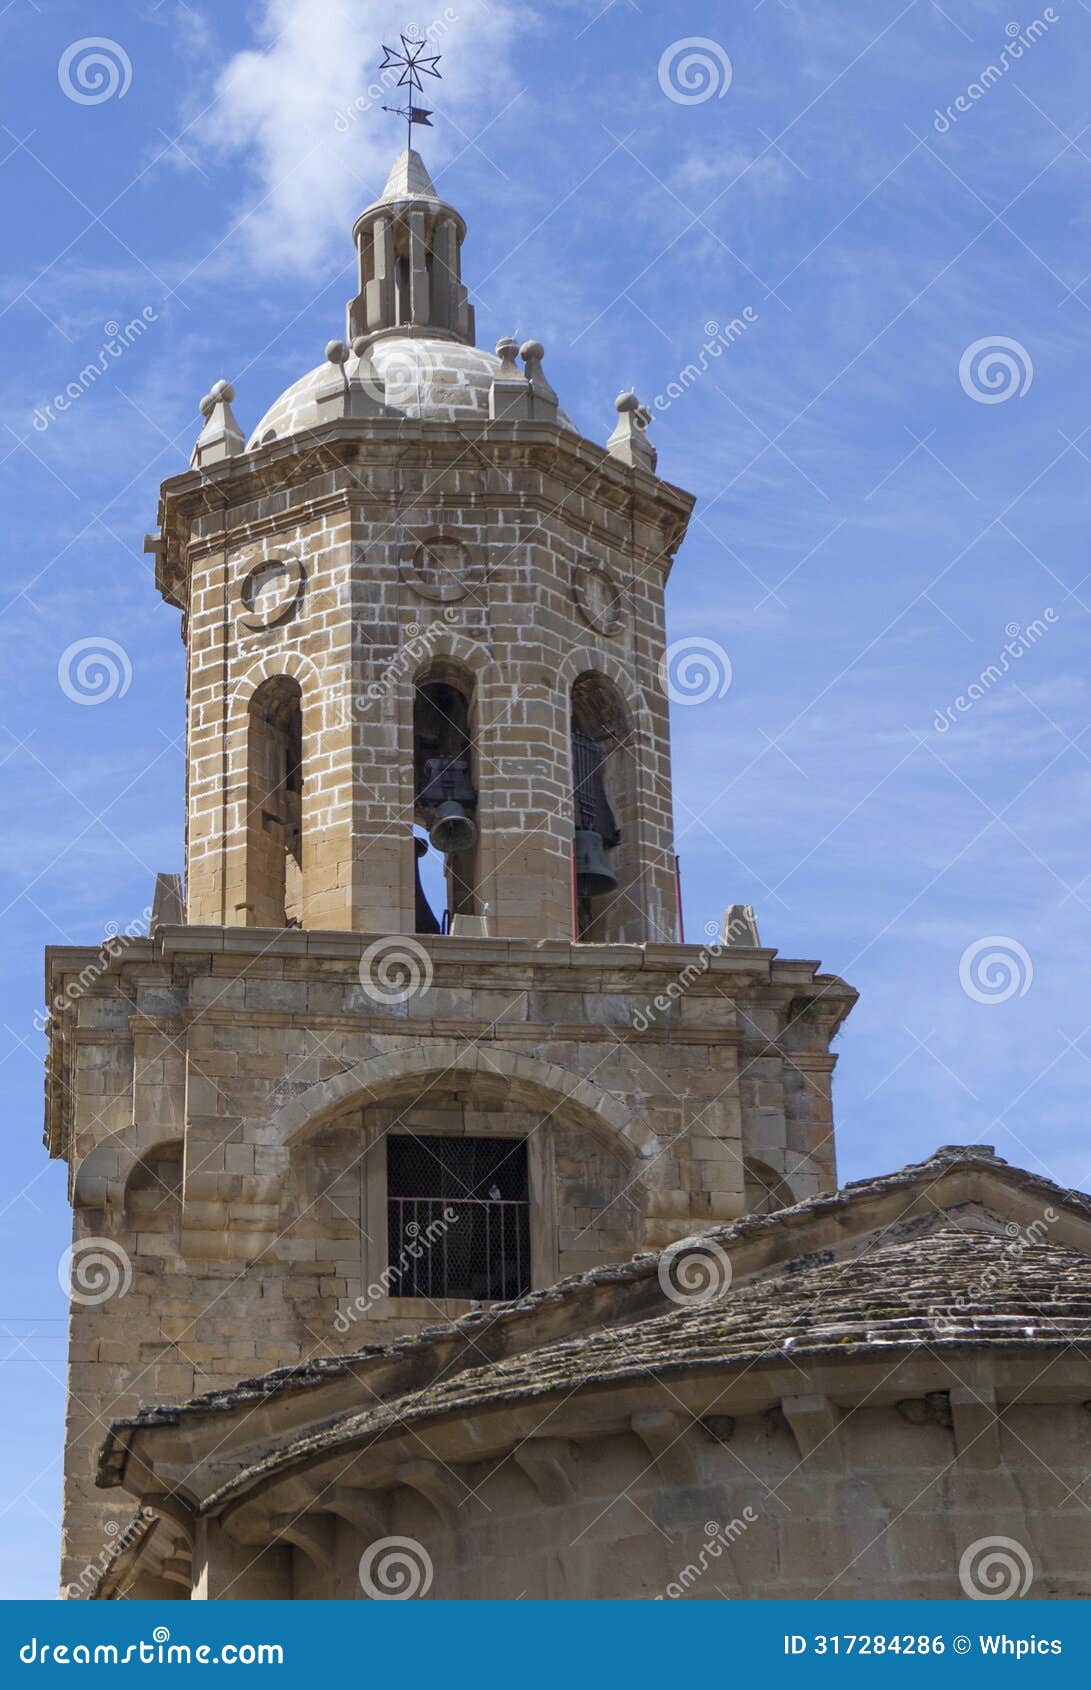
[247,337,575,449]
[96,1144,1091,1495]
[238,145,579,450]
[194,1225,1091,1511]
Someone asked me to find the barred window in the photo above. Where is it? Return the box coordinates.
[386,1134,531,1302]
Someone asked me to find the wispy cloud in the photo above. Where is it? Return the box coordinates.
[197,0,523,274]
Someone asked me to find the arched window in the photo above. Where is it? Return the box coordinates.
[742,1157,797,1216]
[412,660,478,933]
[246,676,303,928]
[570,672,640,942]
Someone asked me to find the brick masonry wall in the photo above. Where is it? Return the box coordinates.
[50,382,857,1594]
[173,431,687,942]
[47,930,853,1591]
[278,1400,1091,1600]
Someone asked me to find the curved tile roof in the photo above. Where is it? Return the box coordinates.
[203,1227,1091,1510]
[97,1144,1091,1486]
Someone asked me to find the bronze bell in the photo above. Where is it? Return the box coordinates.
[429,799,478,857]
[574,827,618,897]
[420,755,479,857]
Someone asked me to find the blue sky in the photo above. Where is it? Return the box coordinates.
[2,0,1090,1597]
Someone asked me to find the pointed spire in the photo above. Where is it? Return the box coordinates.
[380,148,440,203]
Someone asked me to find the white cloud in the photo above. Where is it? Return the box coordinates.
[199,0,523,274]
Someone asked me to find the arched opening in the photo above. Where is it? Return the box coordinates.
[291,1070,647,1316]
[395,251,410,325]
[246,676,303,928]
[123,1141,183,1242]
[570,672,640,943]
[412,661,478,933]
[742,1157,797,1216]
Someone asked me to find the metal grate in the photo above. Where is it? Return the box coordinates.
[386,1135,531,1303]
[571,730,619,843]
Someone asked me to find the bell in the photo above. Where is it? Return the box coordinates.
[429,799,479,857]
[574,827,618,897]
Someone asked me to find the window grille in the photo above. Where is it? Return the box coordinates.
[386,1134,530,1302]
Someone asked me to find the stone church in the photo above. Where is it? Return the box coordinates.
[45,149,1091,1601]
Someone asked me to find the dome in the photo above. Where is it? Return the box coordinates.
[247,336,575,448]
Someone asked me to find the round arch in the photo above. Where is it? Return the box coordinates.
[742,1156,799,1216]
[555,646,654,743]
[73,1126,185,1213]
[229,649,331,734]
[387,629,502,723]
[391,632,509,928]
[272,1043,657,1162]
[559,648,658,944]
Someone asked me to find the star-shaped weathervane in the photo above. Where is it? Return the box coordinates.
[380,32,443,148]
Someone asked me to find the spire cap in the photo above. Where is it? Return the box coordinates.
[352,148,465,249]
[380,147,441,204]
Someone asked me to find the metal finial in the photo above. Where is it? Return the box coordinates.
[379,31,442,149]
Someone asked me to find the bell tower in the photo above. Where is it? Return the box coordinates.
[47,143,856,1594]
[169,150,687,946]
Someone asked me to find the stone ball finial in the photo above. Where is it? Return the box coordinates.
[494,336,520,379]
[615,391,640,413]
[198,393,215,419]
[326,339,348,366]
[520,339,544,363]
[351,336,368,358]
[210,379,235,402]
